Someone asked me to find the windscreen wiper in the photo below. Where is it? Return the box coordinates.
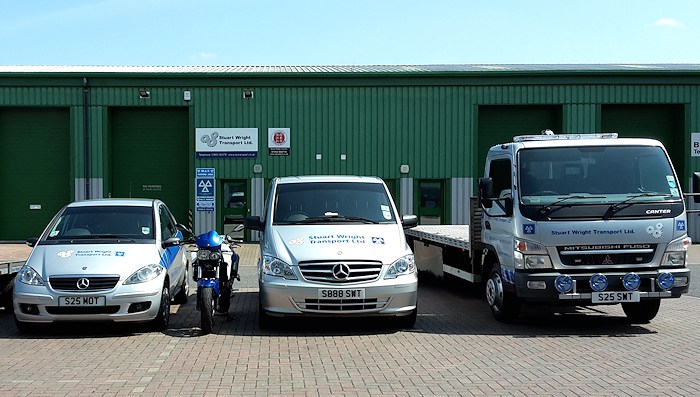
[607,192,674,214]
[285,214,379,225]
[539,195,605,214]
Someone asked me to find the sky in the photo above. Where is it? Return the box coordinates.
[1,0,699,66]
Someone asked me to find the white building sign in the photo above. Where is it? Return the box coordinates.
[692,133,700,157]
[196,128,258,158]
[268,128,290,156]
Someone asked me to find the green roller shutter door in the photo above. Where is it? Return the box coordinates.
[476,105,563,175]
[601,105,685,188]
[0,108,71,240]
[109,108,189,224]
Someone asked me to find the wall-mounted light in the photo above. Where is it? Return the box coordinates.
[139,89,150,99]
[400,164,410,174]
[243,89,254,99]
[253,164,263,174]
[183,90,191,102]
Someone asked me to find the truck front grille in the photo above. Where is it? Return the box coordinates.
[298,260,383,284]
[49,276,120,291]
[557,245,657,266]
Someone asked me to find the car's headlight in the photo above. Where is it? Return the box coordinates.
[514,238,552,270]
[662,235,691,267]
[385,254,415,279]
[124,264,164,285]
[262,256,297,280]
[17,266,46,286]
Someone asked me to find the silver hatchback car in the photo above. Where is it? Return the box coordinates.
[13,199,190,333]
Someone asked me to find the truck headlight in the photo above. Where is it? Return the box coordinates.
[124,264,164,284]
[385,254,415,279]
[662,236,691,267]
[262,256,297,280]
[514,239,552,269]
[17,266,46,286]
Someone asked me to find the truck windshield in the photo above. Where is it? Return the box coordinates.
[518,145,681,205]
[273,182,396,224]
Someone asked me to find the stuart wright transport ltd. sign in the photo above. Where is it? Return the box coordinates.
[195,128,258,158]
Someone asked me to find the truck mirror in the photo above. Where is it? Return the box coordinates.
[478,177,494,208]
[26,237,38,247]
[401,214,418,229]
[693,172,700,203]
[243,216,264,232]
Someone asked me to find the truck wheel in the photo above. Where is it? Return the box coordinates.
[622,299,661,324]
[485,265,521,322]
[200,287,215,335]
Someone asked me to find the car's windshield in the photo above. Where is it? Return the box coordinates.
[273,182,396,224]
[45,205,154,240]
[518,145,681,205]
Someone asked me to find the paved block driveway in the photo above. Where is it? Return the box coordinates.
[1,244,700,396]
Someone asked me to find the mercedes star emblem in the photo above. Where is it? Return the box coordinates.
[76,278,90,290]
[332,263,350,280]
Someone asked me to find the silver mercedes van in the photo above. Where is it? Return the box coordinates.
[244,175,418,328]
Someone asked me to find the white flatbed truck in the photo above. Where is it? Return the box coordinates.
[406,132,692,323]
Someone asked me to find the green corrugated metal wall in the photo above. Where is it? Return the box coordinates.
[1,72,700,238]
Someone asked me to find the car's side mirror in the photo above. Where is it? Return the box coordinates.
[244,216,264,232]
[26,237,38,247]
[401,214,418,229]
[162,236,182,248]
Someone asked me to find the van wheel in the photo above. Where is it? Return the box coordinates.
[396,308,417,329]
[622,299,661,323]
[258,302,276,329]
[485,265,521,322]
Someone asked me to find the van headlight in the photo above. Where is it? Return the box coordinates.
[662,236,691,267]
[385,254,415,279]
[262,256,297,280]
[17,266,46,286]
[514,238,552,270]
[124,264,164,285]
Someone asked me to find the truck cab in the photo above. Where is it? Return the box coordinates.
[478,132,691,322]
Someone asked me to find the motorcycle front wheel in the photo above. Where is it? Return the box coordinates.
[200,287,215,335]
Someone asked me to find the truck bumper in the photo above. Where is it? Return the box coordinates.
[514,268,690,303]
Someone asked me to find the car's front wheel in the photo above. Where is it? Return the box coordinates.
[173,266,189,304]
[485,264,521,323]
[151,283,171,331]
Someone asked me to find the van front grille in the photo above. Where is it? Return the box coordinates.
[298,260,383,284]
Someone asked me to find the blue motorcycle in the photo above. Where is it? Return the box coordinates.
[192,230,240,334]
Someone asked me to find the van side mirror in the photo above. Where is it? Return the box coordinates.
[244,216,264,232]
[26,237,38,247]
[401,214,418,229]
[478,177,494,208]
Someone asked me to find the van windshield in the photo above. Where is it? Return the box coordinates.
[273,182,396,224]
[45,206,155,241]
[518,145,681,205]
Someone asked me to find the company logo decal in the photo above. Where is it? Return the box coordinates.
[57,250,75,258]
[646,223,663,239]
[371,237,385,244]
[201,131,219,147]
[115,251,125,257]
[288,237,304,245]
[646,209,671,215]
[523,224,536,235]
